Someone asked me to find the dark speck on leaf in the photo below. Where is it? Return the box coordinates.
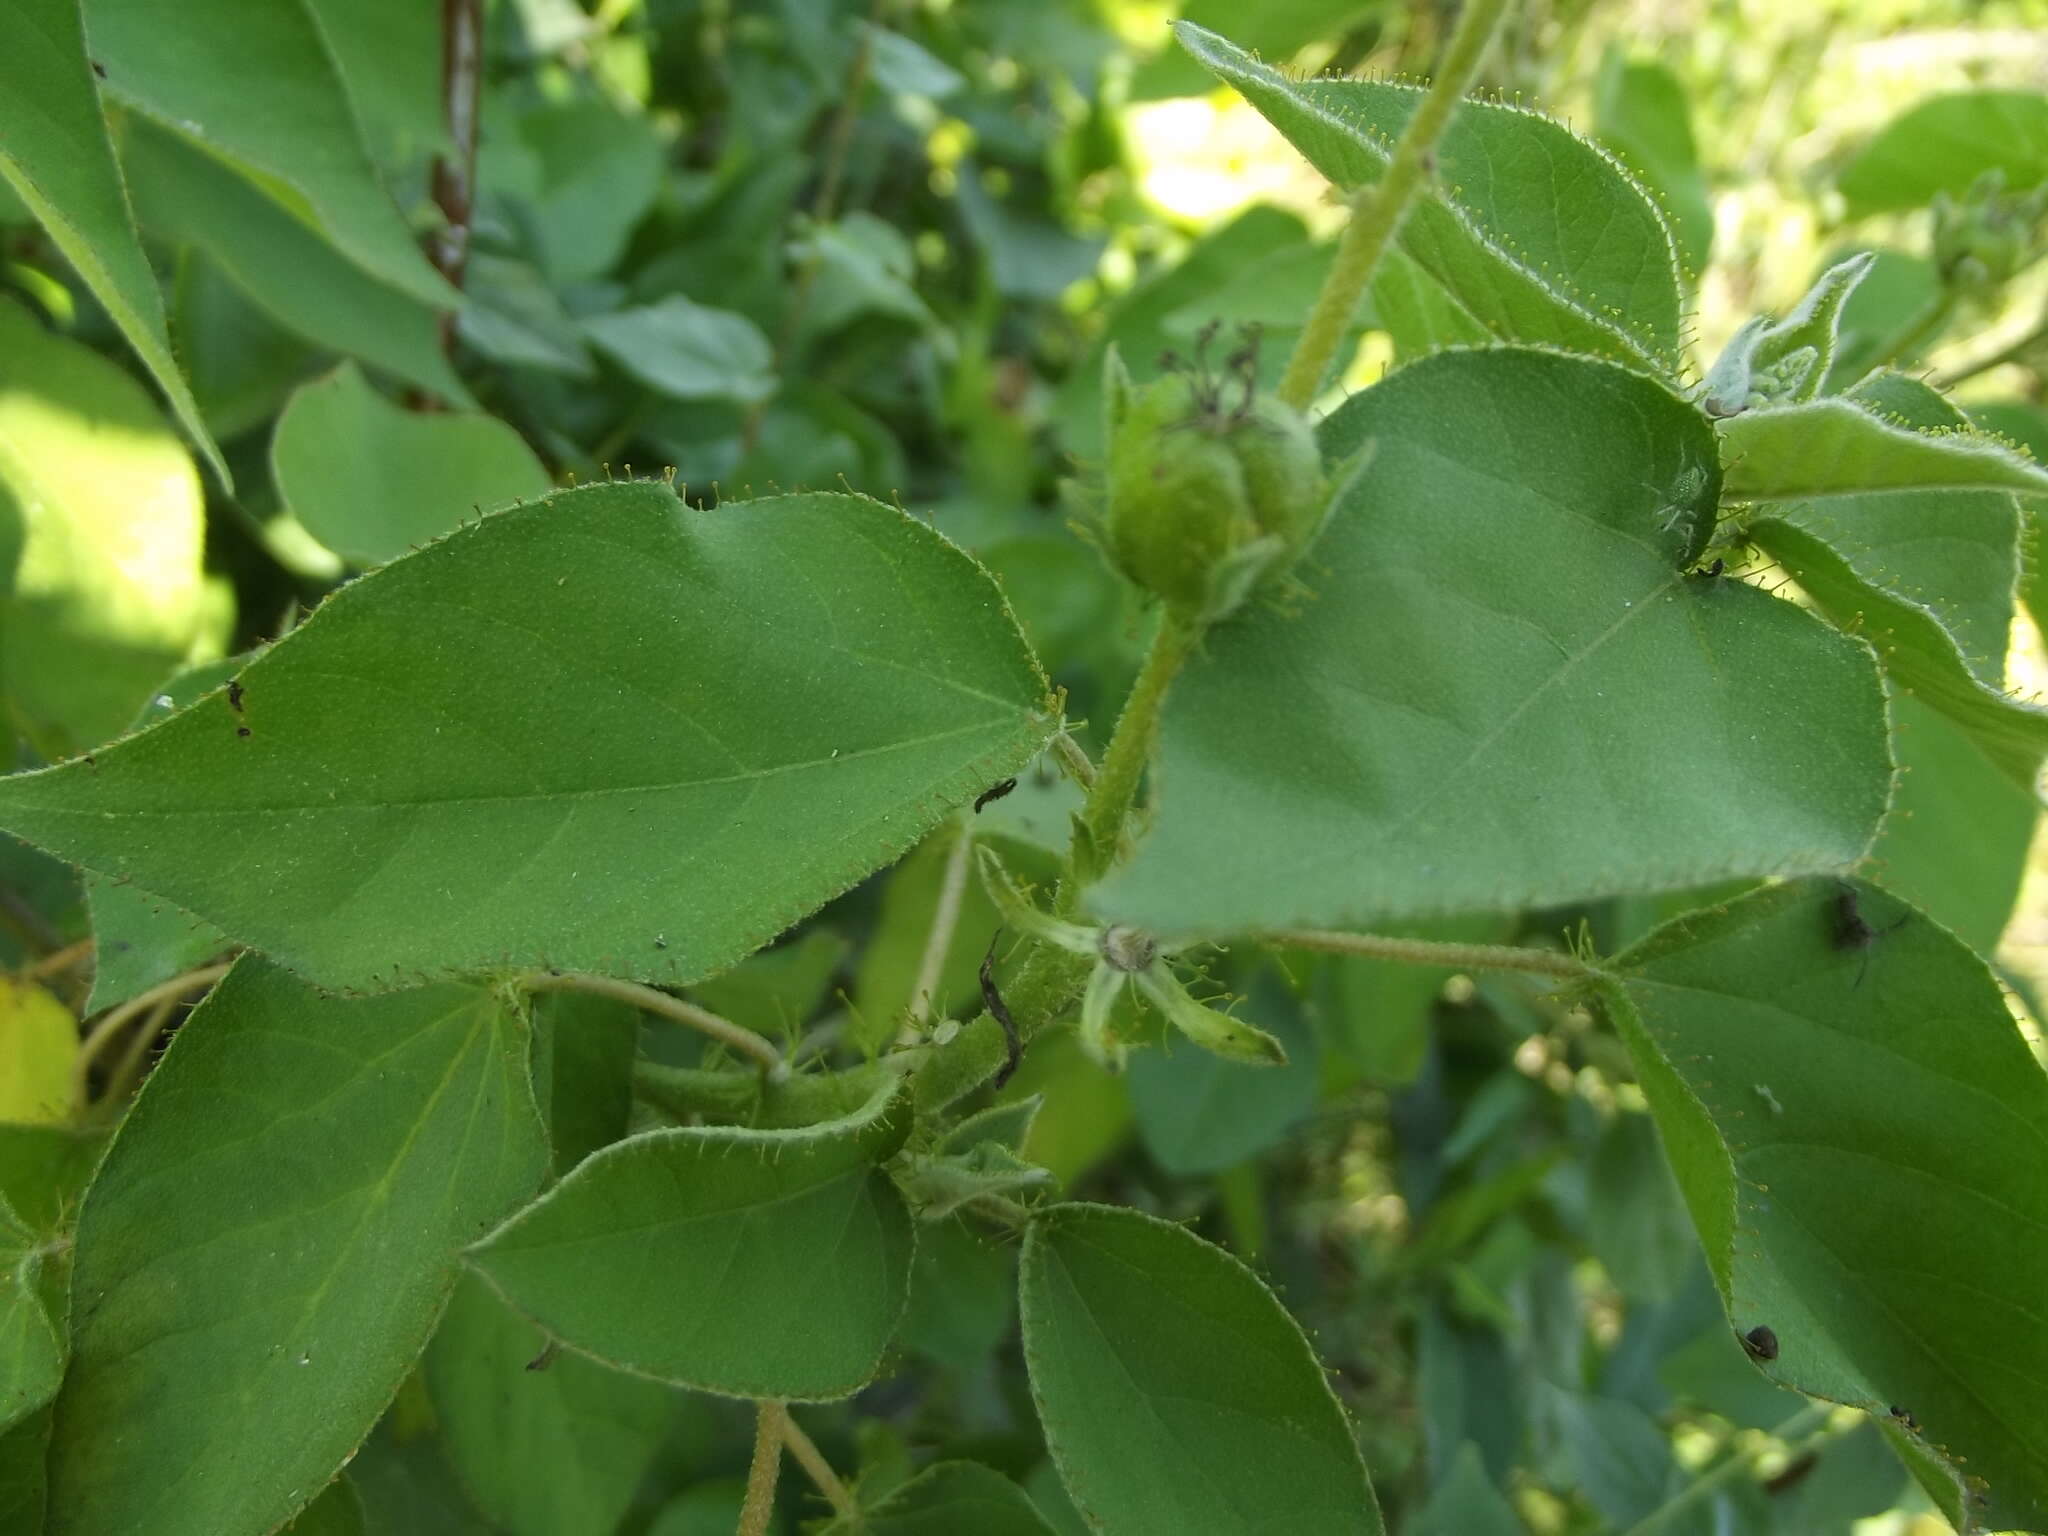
[227,679,245,713]
[525,1341,560,1372]
[235,726,251,738]
[974,777,1018,813]
[1742,1325,1779,1361]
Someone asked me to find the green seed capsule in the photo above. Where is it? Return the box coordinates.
[1099,335,1328,625]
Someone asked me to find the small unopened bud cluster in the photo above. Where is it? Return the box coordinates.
[1099,324,1330,625]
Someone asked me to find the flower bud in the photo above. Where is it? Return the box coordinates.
[1099,328,1328,624]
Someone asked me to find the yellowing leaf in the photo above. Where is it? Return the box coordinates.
[0,978,73,1126]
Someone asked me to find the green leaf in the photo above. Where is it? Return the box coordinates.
[271,363,553,567]
[0,1126,99,1236]
[0,296,217,757]
[691,927,848,1045]
[1603,879,2048,1532]
[900,1220,1016,1371]
[282,1480,366,1536]
[425,1273,680,1536]
[0,1407,51,1536]
[1543,1389,1681,1526]
[996,1027,1132,1188]
[81,878,226,1017]
[45,957,548,1536]
[81,659,235,1015]
[480,91,663,287]
[122,120,470,404]
[1584,1113,1696,1304]
[823,1462,1055,1536]
[1839,90,2048,216]
[1826,247,1943,389]
[1969,399,2048,628]
[0,484,1052,992]
[0,0,226,484]
[853,832,1004,1055]
[1868,693,2034,955]
[469,1077,915,1400]
[1592,52,1712,279]
[583,297,777,405]
[89,0,454,307]
[531,989,637,1176]
[347,1421,499,1536]
[1316,915,1506,1085]
[299,0,445,164]
[1718,392,2048,505]
[1404,1443,1519,1536]
[1021,1203,1383,1535]
[1093,349,1889,940]
[1742,376,2047,789]
[1128,972,1318,1175]
[457,254,594,378]
[1175,23,1684,376]
[0,1191,62,1435]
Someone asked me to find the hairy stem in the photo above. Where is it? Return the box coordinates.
[73,962,234,1113]
[901,814,974,1043]
[1060,613,1199,915]
[1262,928,1593,978]
[1617,1403,1839,1536]
[523,972,786,1077]
[737,1401,785,1536]
[1277,0,1514,409]
[99,996,178,1111]
[780,1410,858,1518]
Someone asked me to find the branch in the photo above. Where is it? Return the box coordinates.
[429,0,484,350]
[522,972,787,1077]
[1259,928,1592,979]
[737,1401,785,1536]
[1276,0,1515,408]
[780,1410,858,1519]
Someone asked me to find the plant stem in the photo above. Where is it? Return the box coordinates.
[737,1401,785,1536]
[901,814,973,1043]
[1050,729,1099,789]
[1261,928,1593,979]
[522,972,786,1077]
[25,937,93,982]
[72,962,234,1113]
[99,996,177,1112]
[428,0,484,354]
[1936,302,2048,388]
[1061,612,1199,914]
[779,1410,858,1519]
[1276,0,1514,409]
[1616,1403,1839,1536]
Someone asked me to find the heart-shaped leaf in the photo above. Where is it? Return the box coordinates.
[1603,880,2048,1532]
[1092,349,1890,940]
[1174,23,1684,376]
[0,484,1051,992]
[45,958,547,1536]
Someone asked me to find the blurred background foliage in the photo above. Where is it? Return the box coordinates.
[4,1,2048,1532]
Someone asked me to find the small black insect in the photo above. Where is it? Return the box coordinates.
[1691,557,1725,578]
[235,726,251,739]
[525,1341,560,1373]
[974,777,1018,813]
[1890,1404,1919,1432]
[981,932,1022,1091]
[1741,1324,1779,1362]
[227,679,246,713]
[90,59,106,78]
[1832,883,1906,986]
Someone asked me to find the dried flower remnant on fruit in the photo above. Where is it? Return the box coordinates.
[1742,1325,1779,1362]
[1100,323,1331,625]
